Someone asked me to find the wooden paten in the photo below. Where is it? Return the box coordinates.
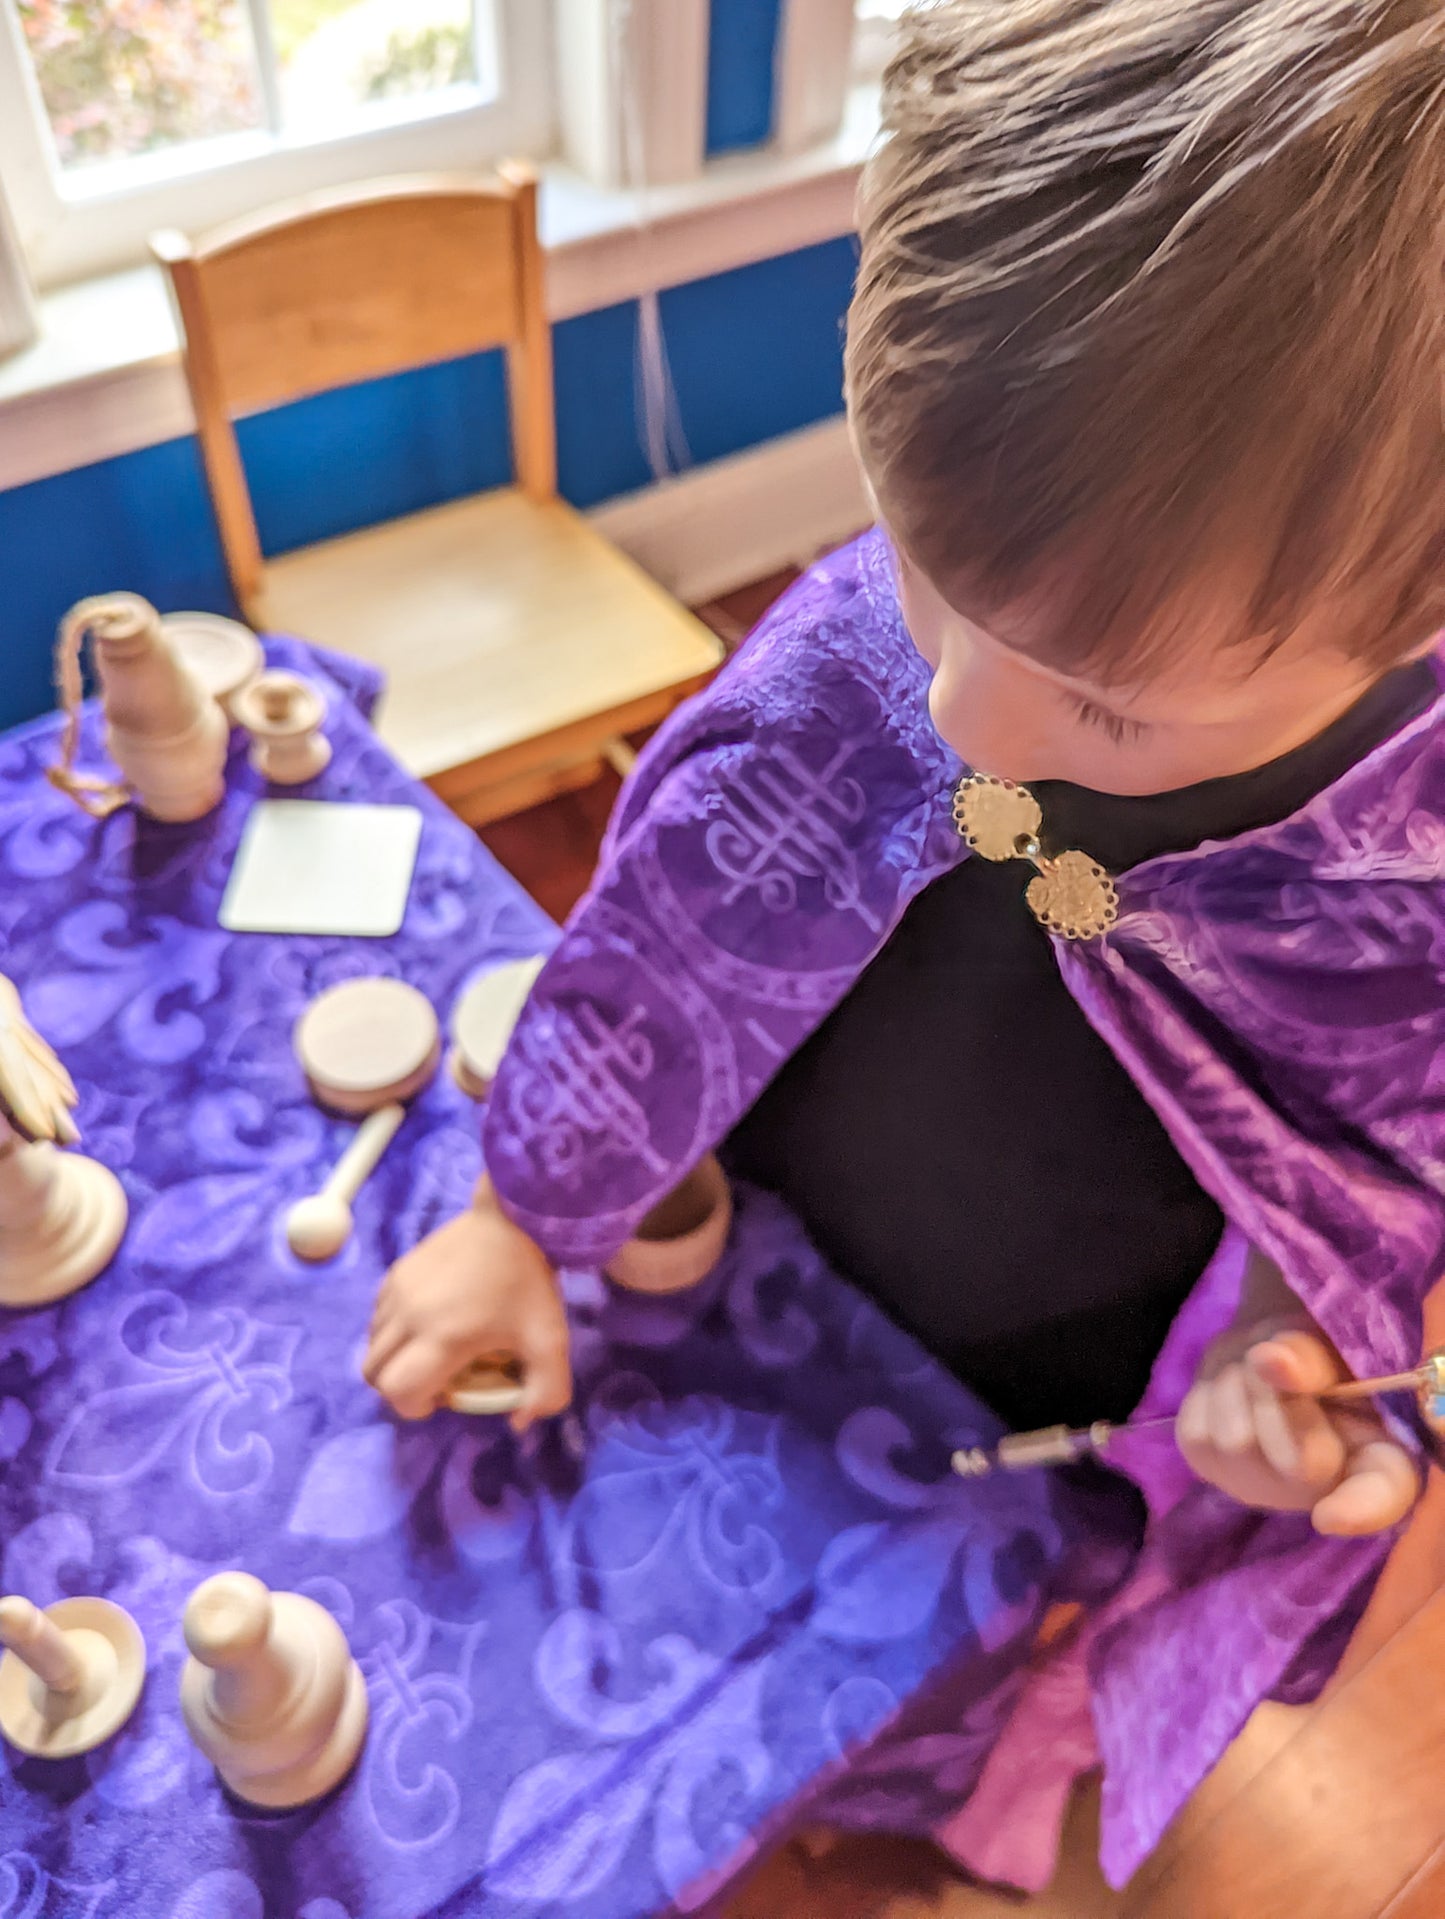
[162,612,264,718]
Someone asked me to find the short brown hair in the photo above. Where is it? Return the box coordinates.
[847,0,1445,680]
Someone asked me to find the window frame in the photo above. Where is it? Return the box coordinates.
[852,0,905,81]
[0,0,556,287]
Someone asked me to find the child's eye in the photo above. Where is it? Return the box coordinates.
[1069,695,1151,746]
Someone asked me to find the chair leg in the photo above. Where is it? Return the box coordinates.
[602,738,639,780]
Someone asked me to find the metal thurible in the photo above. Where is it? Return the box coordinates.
[952,777,1119,941]
[952,1350,1445,1479]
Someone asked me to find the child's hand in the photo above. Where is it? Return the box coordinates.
[363,1182,571,1431]
[1176,1323,1420,1536]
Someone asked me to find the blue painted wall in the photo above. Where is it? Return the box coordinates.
[706,0,785,154]
[0,237,856,732]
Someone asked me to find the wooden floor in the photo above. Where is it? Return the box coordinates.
[477,566,1445,1919]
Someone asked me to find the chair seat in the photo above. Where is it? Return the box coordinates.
[255,488,723,813]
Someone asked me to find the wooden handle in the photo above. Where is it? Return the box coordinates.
[0,1596,82,1694]
[321,1103,404,1205]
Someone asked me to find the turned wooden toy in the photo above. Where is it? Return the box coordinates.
[448,956,546,1099]
[446,1355,525,1417]
[233,670,331,785]
[604,1155,734,1295]
[286,978,440,1262]
[48,592,228,822]
[180,1572,368,1809]
[162,612,263,720]
[0,975,127,1308]
[0,1594,145,1758]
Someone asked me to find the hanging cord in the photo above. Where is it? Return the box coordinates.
[611,0,691,481]
[45,596,134,819]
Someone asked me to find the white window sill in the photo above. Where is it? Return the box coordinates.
[0,87,876,496]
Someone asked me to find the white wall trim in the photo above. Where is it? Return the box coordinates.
[0,88,875,496]
[774,0,857,154]
[555,0,708,189]
[590,413,868,607]
[0,174,38,362]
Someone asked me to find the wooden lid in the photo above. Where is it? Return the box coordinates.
[294,978,440,1114]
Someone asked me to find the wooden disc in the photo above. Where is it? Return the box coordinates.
[446,1355,525,1416]
[162,613,263,713]
[449,956,546,1098]
[0,1597,145,1758]
[294,978,440,1115]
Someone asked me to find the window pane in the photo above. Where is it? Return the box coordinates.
[271,0,476,133]
[15,0,265,171]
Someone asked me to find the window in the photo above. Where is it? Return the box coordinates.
[0,0,553,285]
[853,0,906,79]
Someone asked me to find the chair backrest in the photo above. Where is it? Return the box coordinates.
[153,166,555,616]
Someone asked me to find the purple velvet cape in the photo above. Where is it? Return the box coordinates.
[482,529,1445,1883]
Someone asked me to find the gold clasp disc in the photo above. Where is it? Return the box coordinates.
[953,776,1118,941]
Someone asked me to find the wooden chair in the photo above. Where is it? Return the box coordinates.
[152,169,722,825]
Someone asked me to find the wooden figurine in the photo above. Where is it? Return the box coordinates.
[48,593,228,822]
[286,978,440,1262]
[179,1572,368,1809]
[233,670,331,785]
[0,1594,146,1758]
[448,956,546,1099]
[0,976,127,1308]
[162,612,263,721]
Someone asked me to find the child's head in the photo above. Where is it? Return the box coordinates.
[847,0,1445,792]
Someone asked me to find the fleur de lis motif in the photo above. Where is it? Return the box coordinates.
[357,1597,489,1850]
[486,1613,774,1905]
[0,1853,112,1919]
[567,1382,789,1602]
[45,1291,298,1496]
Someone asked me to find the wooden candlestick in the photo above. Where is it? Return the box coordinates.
[49,593,228,822]
[0,1594,146,1758]
[180,1572,368,1808]
[286,978,440,1262]
[0,975,126,1308]
[234,670,331,785]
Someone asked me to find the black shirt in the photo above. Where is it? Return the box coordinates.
[725,662,1437,1432]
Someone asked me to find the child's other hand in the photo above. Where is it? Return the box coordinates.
[1177,1325,1420,1536]
[363,1182,571,1431]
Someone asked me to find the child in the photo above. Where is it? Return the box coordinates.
[365,0,1445,1884]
